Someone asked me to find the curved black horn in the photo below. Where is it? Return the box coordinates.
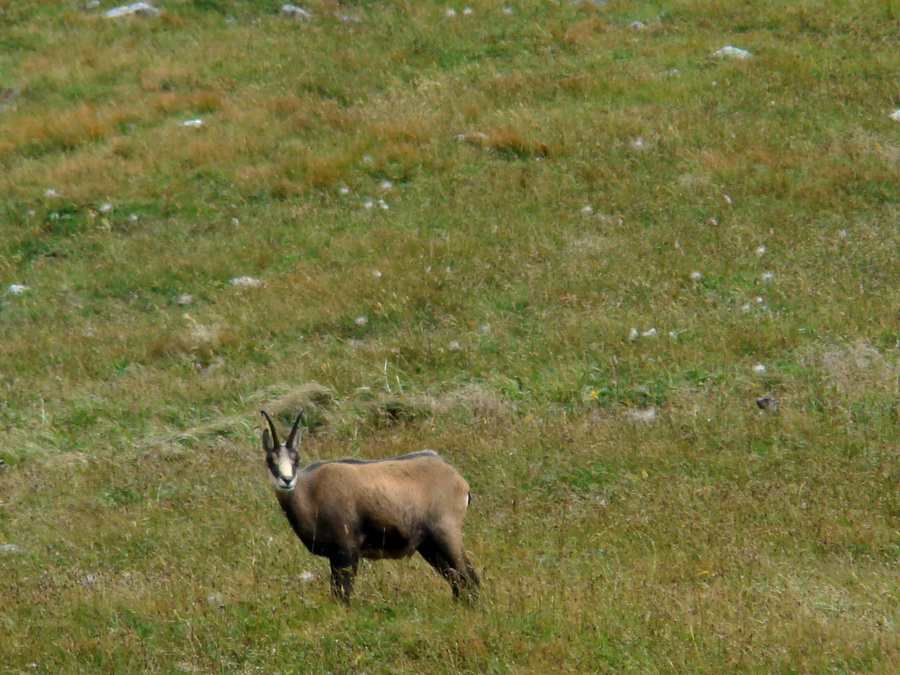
[261,410,280,447]
[286,409,304,449]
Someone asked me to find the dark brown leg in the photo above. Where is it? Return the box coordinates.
[418,536,478,602]
[329,552,358,604]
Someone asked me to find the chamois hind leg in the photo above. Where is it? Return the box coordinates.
[329,552,359,605]
[418,530,479,601]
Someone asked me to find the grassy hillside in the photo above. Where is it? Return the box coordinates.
[1,0,898,672]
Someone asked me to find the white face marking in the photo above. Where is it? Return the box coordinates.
[270,449,297,492]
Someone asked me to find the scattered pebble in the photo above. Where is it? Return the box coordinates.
[338,186,350,195]
[631,137,645,150]
[714,45,753,60]
[181,119,203,128]
[690,270,703,281]
[502,7,514,15]
[448,341,461,351]
[103,2,159,18]
[0,543,27,554]
[641,328,657,337]
[5,284,29,296]
[629,327,639,340]
[377,199,389,211]
[176,294,194,305]
[889,110,900,122]
[752,363,766,373]
[229,276,262,287]
[756,395,777,412]
[723,194,733,205]
[761,271,774,282]
[354,316,368,327]
[463,7,474,16]
[445,8,457,17]
[581,205,594,215]
[98,202,113,213]
[44,188,61,198]
[281,4,313,20]
[755,245,766,256]
[372,270,382,279]
[379,180,393,191]
[363,200,375,210]
[627,406,657,423]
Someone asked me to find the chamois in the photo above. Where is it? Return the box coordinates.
[260,410,479,604]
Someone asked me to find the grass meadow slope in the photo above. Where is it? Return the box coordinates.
[1,0,898,671]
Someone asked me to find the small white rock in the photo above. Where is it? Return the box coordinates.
[99,202,113,213]
[181,119,203,128]
[641,328,657,337]
[755,245,766,256]
[372,270,382,279]
[379,180,393,191]
[176,294,194,305]
[761,271,774,282]
[629,327,639,340]
[299,571,316,583]
[630,20,646,31]
[377,199,389,211]
[463,7,473,15]
[362,155,373,164]
[631,137,645,150]
[889,110,900,122]
[5,284,29,296]
[354,316,368,327]
[103,2,159,18]
[281,4,313,20]
[363,200,375,210]
[502,6,514,15]
[581,205,594,215]
[44,188,61,198]
[448,341,461,351]
[129,213,139,222]
[338,186,350,195]
[627,406,657,423]
[690,270,703,281]
[752,363,766,373]
[445,8,457,17]
[229,276,262,287]
[0,543,27,554]
[714,45,753,60]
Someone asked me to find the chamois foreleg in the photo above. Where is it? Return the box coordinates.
[418,530,479,601]
[329,551,359,604]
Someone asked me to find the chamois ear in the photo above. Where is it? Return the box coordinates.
[286,409,304,451]
[261,410,279,452]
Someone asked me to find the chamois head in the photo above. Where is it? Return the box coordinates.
[261,410,304,492]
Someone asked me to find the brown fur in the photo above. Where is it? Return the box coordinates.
[261,411,479,604]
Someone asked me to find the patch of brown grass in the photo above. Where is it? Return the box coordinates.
[6,102,140,153]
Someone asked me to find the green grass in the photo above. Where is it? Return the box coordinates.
[1,0,898,672]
